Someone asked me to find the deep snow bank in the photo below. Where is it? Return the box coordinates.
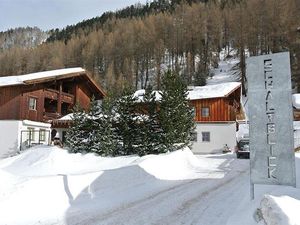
[1,145,227,225]
[260,194,300,225]
[138,147,222,180]
[1,145,139,176]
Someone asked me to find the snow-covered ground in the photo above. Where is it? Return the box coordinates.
[207,48,240,86]
[0,146,300,225]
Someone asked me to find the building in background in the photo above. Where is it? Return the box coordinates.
[0,68,105,158]
[134,82,242,154]
[188,82,242,153]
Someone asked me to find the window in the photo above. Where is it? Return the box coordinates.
[202,132,210,142]
[27,128,35,141]
[29,97,37,110]
[201,107,210,117]
[39,129,46,141]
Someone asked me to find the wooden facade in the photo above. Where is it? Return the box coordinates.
[190,86,241,122]
[0,70,105,122]
[294,109,300,121]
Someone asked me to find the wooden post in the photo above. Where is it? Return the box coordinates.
[57,82,62,115]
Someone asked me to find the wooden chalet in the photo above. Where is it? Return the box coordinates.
[187,82,242,153]
[133,82,242,154]
[188,82,242,122]
[0,68,105,123]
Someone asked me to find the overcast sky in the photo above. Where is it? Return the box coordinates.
[0,0,148,32]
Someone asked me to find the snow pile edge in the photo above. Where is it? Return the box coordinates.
[138,147,201,180]
[260,194,300,225]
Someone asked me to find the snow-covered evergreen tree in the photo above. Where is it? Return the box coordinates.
[114,88,139,155]
[66,96,119,156]
[97,95,119,156]
[85,96,102,154]
[136,87,165,156]
[65,103,88,153]
[159,70,195,151]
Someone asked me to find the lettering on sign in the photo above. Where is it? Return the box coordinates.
[264,59,277,179]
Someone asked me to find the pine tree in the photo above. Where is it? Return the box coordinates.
[65,103,88,153]
[66,96,119,156]
[97,94,119,156]
[136,87,165,156]
[85,96,102,154]
[114,88,139,155]
[159,70,195,151]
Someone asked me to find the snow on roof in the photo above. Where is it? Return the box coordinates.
[133,82,241,102]
[58,113,75,121]
[22,120,51,128]
[0,67,85,87]
[188,82,241,100]
[292,94,300,109]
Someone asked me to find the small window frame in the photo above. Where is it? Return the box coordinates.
[27,127,35,141]
[29,97,37,111]
[201,107,210,117]
[39,129,46,142]
[202,132,210,142]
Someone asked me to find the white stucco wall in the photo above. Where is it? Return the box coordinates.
[20,120,51,148]
[191,122,237,154]
[0,120,51,159]
[0,120,22,158]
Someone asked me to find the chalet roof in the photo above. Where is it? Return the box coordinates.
[187,82,241,100]
[0,68,85,87]
[0,67,106,96]
[134,82,241,102]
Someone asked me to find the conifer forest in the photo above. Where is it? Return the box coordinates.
[0,0,299,94]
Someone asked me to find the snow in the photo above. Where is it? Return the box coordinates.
[294,121,300,130]
[0,67,85,87]
[237,120,249,141]
[207,48,240,85]
[1,143,300,225]
[260,194,300,225]
[133,89,162,102]
[138,148,224,180]
[187,82,241,100]
[0,145,243,225]
[58,113,75,121]
[134,82,241,102]
[292,94,300,109]
[22,119,52,128]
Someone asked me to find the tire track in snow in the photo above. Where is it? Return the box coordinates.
[160,169,249,225]
[83,164,249,225]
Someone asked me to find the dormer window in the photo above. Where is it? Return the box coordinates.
[29,97,37,110]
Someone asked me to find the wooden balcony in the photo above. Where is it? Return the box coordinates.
[43,112,61,121]
[44,88,74,104]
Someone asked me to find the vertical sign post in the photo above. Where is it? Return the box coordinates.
[247,52,296,199]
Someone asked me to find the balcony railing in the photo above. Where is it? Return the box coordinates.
[44,88,74,104]
[43,112,61,121]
